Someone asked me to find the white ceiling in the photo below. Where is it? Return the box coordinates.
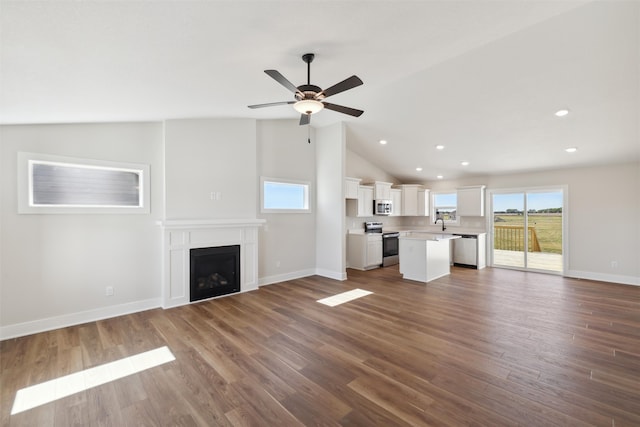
[1,1,638,181]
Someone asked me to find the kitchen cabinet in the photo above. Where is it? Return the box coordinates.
[418,189,430,216]
[358,186,374,217]
[370,181,393,200]
[347,233,382,270]
[457,185,486,217]
[399,233,459,282]
[345,177,361,199]
[390,188,402,216]
[396,184,423,216]
[346,185,373,217]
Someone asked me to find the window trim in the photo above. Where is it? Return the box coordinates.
[431,190,459,225]
[17,152,150,214]
[260,176,312,214]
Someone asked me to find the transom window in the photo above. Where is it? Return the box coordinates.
[18,152,150,214]
[260,177,311,213]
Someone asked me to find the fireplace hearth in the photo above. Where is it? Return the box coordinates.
[190,245,240,302]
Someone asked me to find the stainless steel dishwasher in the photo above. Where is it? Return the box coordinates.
[453,234,478,268]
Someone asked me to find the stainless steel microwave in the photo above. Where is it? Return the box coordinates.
[374,199,392,215]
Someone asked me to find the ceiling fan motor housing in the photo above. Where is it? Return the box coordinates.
[295,84,323,101]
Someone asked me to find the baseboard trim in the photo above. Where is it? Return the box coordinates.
[565,270,640,286]
[258,267,347,286]
[259,269,316,287]
[0,298,161,341]
[315,268,347,281]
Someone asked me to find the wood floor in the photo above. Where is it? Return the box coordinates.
[2,266,639,426]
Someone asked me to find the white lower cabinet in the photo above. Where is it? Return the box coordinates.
[347,233,382,270]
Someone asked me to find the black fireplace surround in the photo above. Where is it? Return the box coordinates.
[190,245,240,302]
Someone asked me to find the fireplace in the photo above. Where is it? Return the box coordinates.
[159,219,264,308]
[190,245,240,302]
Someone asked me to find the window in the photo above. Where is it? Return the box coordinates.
[18,152,150,214]
[260,177,311,213]
[432,192,458,223]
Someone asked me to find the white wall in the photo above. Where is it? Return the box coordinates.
[0,123,164,338]
[424,162,640,285]
[345,148,405,230]
[316,123,347,280]
[257,120,317,284]
[164,118,257,220]
[346,148,399,184]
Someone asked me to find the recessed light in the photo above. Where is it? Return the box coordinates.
[461,161,470,166]
[435,145,445,150]
[437,175,443,179]
[565,147,577,153]
[416,167,423,172]
[555,109,570,117]
[379,140,388,145]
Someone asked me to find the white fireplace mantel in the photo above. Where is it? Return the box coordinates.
[158,218,266,308]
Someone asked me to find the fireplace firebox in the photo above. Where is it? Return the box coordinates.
[190,245,240,302]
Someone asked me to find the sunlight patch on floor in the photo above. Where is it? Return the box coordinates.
[317,289,373,307]
[11,346,175,415]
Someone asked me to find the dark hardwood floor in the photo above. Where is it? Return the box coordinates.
[2,266,639,426]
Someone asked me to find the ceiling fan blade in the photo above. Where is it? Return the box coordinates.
[299,114,310,126]
[318,75,363,99]
[265,70,302,95]
[248,101,295,109]
[322,102,364,117]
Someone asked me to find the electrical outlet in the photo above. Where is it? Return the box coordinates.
[105,286,114,296]
[611,261,618,268]
[276,261,281,268]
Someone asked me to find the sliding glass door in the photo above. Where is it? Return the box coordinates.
[491,189,565,273]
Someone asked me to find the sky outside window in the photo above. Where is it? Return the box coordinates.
[263,181,307,210]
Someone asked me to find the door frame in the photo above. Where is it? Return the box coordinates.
[486,185,569,275]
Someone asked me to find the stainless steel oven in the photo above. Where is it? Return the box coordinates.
[382,232,400,266]
[365,222,399,267]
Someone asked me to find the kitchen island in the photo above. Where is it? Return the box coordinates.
[399,233,461,283]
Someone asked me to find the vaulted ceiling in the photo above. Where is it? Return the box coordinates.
[1,1,638,181]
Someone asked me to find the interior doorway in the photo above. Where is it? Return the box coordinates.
[490,188,566,274]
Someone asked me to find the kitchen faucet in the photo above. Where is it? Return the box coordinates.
[435,217,446,231]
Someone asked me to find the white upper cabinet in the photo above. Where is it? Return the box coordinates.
[359,186,374,217]
[345,177,361,199]
[346,185,374,217]
[390,188,402,216]
[418,189,430,216]
[396,184,422,216]
[457,185,486,217]
[370,181,393,200]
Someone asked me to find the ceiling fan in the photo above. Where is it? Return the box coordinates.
[248,53,364,125]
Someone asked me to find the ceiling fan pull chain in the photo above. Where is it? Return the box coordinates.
[308,121,311,144]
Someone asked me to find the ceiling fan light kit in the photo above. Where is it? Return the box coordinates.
[248,53,363,126]
[293,99,324,115]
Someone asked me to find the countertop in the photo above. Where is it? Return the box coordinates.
[399,232,462,241]
[348,227,486,236]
